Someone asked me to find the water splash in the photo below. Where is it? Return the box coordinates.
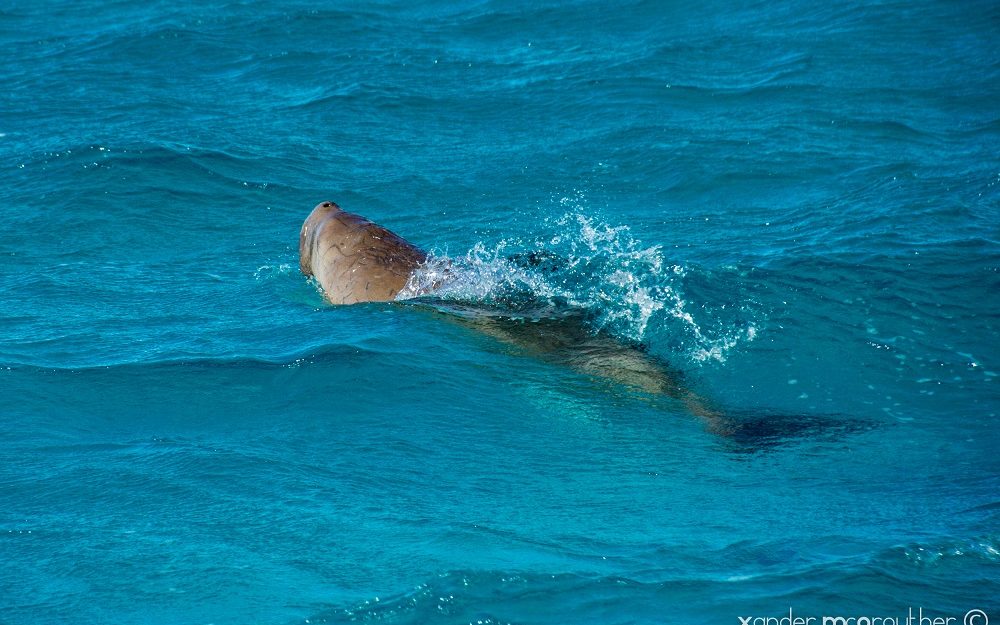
[252,262,294,281]
[398,208,757,364]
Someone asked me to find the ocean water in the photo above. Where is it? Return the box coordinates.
[2,0,999,623]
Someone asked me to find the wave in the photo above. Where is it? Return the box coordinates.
[0,342,390,376]
[298,533,1000,625]
[8,141,289,194]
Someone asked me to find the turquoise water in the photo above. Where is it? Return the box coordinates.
[2,1,999,623]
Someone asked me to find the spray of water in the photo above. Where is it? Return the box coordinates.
[397,205,757,364]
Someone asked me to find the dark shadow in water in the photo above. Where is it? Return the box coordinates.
[711,410,880,454]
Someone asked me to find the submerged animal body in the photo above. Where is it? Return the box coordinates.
[297,201,721,420]
[299,201,427,305]
[295,202,860,446]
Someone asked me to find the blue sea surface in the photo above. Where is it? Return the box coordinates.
[2,1,999,623]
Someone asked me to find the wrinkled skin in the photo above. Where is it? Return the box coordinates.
[299,201,427,305]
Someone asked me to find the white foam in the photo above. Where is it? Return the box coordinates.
[400,208,757,364]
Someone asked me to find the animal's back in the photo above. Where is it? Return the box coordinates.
[299,202,427,305]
